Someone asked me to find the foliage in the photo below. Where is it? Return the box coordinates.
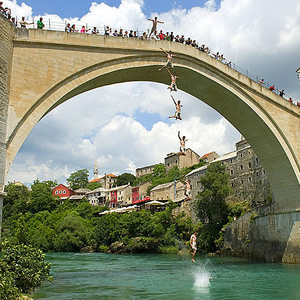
[53,214,88,252]
[152,163,166,178]
[0,241,52,295]
[116,173,136,187]
[196,162,231,224]
[29,181,59,213]
[195,162,231,252]
[86,181,101,190]
[3,183,29,219]
[0,261,20,300]
[67,169,89,190]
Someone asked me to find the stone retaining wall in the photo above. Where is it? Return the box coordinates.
[223,205,300,263]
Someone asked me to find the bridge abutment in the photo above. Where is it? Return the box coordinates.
[0,15,14,240]
[223,206,300,263]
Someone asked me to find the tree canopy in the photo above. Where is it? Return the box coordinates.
[67,169,89,190]
[116,173,136,186]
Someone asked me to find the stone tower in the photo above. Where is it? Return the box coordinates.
[93,159,98,180]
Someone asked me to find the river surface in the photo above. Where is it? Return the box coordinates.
[32,252,300,299]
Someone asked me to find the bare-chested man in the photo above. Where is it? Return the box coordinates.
[159,48,175,71]
[167,69,180,92]
[148,16,164,38]
[169,95,182,120]
[178,131,188,155]
[185,180,192,200]
[190,232,197,262]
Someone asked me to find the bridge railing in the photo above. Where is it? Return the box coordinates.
[13,16,298,106]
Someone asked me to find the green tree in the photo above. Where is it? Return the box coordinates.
[0,241,52,294]
[29,181,58,213]
[116,173,136,186]
[152,163,166,178]
[53,214,88,251]
[67,169,89,190]
[195,162,231,252]
[86,181,101,190]
[3,183,29,219]
[196,162,231,223]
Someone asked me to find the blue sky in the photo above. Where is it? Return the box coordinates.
[15,0,221,18]
[5,0,300,186]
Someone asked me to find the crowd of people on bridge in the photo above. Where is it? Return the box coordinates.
[1,2,299,107]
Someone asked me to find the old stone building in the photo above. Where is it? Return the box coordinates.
[200,151,220,163]
[186,138,271,206]
[149,181,185,202]
[136,164,157,178]
[164,148,200,173]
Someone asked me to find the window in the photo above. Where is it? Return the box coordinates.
[249,162,252,168]
[248,177,252,182]
[231,183,234,188]
[175,160,178,164]
[230,159,233,163]
[241,179,244,184]
[230,169,234,176]
[240,153,243,158]
[263,170,266,175]
[240,165,243,171]
[256,157,259,164]
[63,190,66,194]
[59,190,62,194]
[248,151,251,155]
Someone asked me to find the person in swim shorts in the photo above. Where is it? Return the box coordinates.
[169,95,183,120]
[159,48,175,71]
[190,232,197,262]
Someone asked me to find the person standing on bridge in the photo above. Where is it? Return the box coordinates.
[148,16,164,38]
[159,48,175,71]
[167,69,180,92]
[169,95,183,120]
[37,17,44,30]
[19,16,33,28]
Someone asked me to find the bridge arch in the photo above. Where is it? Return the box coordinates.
[4,28,300,213]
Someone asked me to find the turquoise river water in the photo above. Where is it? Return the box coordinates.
[32,252,300,300]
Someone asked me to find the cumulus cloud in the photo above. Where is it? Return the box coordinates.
[5,0,300,185]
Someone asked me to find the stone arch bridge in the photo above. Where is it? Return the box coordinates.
[0,15,299,262]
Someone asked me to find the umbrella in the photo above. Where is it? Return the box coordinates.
[145,200,166,206]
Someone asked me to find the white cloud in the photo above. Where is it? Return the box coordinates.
[5,0,300,185]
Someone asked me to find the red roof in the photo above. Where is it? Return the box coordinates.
[89,174,117,183]
[200,152,214,159]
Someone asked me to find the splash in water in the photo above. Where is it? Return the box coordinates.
[193,266,211,288]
